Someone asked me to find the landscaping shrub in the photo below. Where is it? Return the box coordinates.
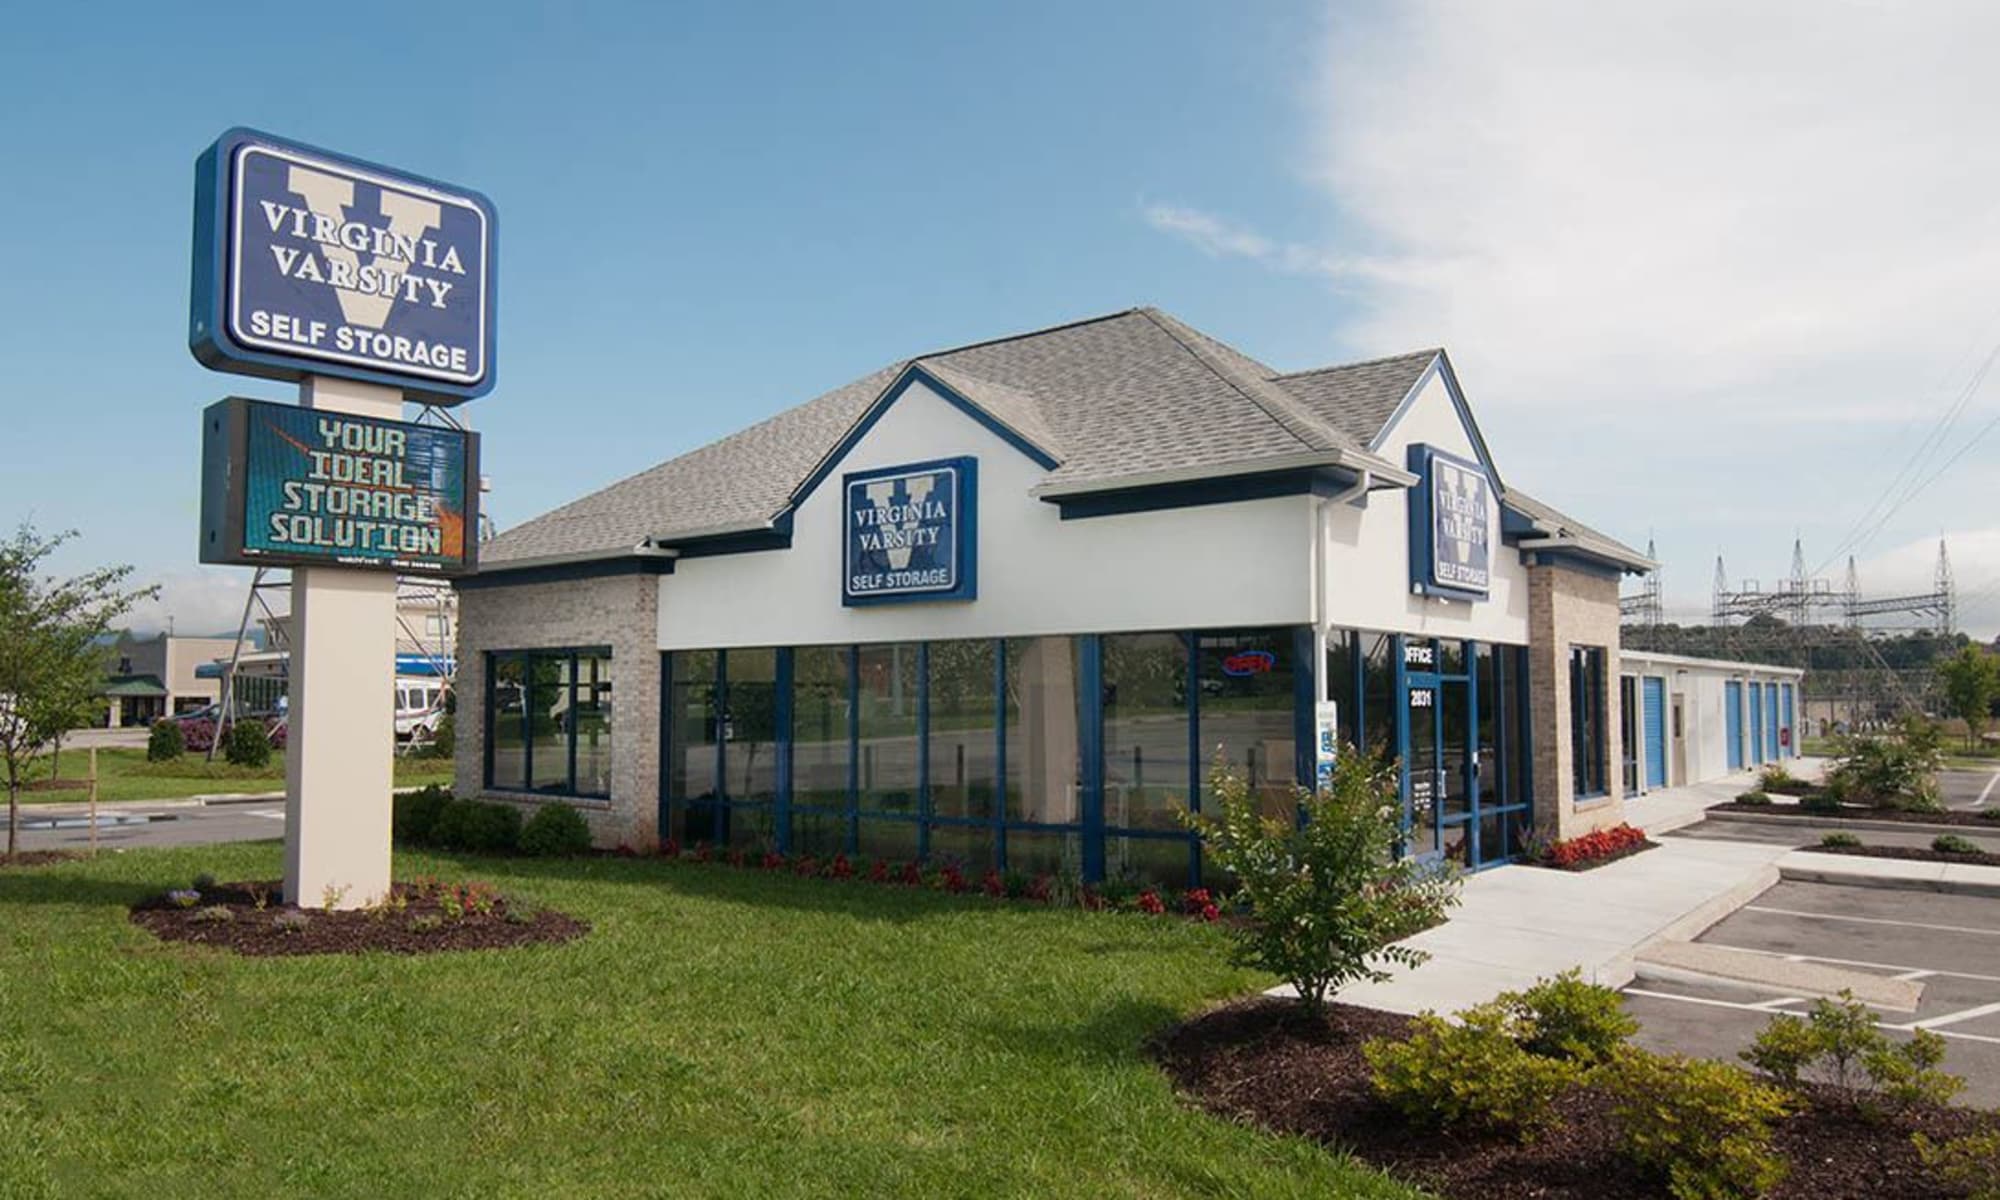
[1600,1048,1791,1200]
[1183,753,1461,1015]
[1741,991,1964,1111]
[146,719,184,763]
[1364,1004,1580,1141]
[223,719,272,768]
[1912,1129,2000,1200]
[1734,790,1771,806]
[430,798,522,854]
[1823,718,1944,811]
[1502,969,1637,1064]
[1933,833,1980,855]
[1756,763,1795,792]
[1801,789,1846,814]
[1540,823,1647,869]
[1862,1029,1964,1110]
[1819,832,1861,849]
[412,712,455,760]
[393,786,451,845]
[1982,807,2000,822]
[520,803,592,857]
[1740,1013,1819,1090]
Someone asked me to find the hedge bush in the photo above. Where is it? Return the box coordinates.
[146,719,184,763]
[1600,1048,1791,1200]
[520,802,592,857]
[1913,1130,2000,1200]
[1503,969,1637,1065]
[224,719,273,768]
[1364,1004,1580,1141]
[426,798,522,854]
[392,786,451,845]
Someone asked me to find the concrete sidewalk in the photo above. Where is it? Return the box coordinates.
[1271,766,1794,1015]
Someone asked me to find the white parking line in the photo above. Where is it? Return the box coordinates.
[1911,1000,2000,1031]
[1978,768,2000,809]
[1628,987,2000,1046]
[1743,905,2000,937]
[1702,944,2000,984]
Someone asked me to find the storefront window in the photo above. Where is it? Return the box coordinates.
[926,640,998,822]
[1102,633,1193,832]
[856,644,920,816]
[486,649,613,800]
[576,654,613,798]
[1196,630,1297,822]
[1361,633,1396,765]
[1003,636,1084,826]
[792,646,852,813]
[488,655,526,791]
[529,655,571,792]
[1324,630,1361,752]
[726,649,779,807]
[1501,645,1527,810]
[1570,645,1607,798]
[666,650,719,840]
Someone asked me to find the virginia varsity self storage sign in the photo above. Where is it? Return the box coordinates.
[190,129,496,403]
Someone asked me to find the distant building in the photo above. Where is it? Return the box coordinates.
[98,633,237,727]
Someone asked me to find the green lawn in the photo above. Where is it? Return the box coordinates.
[0,845,1417,1200]
[13,748,454,804]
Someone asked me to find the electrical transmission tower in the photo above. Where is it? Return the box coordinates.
[1620,537,1664,626]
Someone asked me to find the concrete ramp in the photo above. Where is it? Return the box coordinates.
[1635,940,1923,1011]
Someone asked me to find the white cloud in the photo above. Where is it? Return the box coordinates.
[1145,0,2000,637]
[125,567,283,639]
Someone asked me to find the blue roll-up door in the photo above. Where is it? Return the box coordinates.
[1725,681,1744,770]
[1643,677,1667,789]
[1748,683,1765,765]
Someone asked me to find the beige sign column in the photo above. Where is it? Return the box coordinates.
[283,375,402,909]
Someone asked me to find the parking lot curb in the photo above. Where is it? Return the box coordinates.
[1709,808,2000,839]
[1777,851,2000,898]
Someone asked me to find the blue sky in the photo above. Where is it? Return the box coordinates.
[3,1,1997,636]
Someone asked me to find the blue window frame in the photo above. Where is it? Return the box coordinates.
[484,647,613,800]
[1569,645,1608,799]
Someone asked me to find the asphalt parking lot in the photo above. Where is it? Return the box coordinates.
[11,800,285,853]
[1622,877,2000,1106]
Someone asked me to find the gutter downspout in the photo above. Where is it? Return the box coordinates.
[1311,470,1372,729]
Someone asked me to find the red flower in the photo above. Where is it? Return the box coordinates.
[761,851,786,871]
[868,859,890,883]
[899,861,924,887]
[1199,903,1221,923]
[1182,888,1213,916]
[1136,889,1165,915]
[829,853,854,880]
[692,842,713,863]
[661,837,681,859]
[1028,874,1054,903]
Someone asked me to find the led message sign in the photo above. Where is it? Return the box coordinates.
[190,128,496,403]
[199,397,479,575]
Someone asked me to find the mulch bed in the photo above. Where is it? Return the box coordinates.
[130,880,589,957]
[1527,840,1659,873]
[0,850,86,869]
[1718,801,2000,828]
[1817,842,2000,868]
[1151,995,1994,1200]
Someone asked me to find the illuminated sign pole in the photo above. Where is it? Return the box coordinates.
[191,129,494,908]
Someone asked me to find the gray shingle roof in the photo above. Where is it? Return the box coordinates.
[1502,488,1653,571]
[482,308,1454,568]
[1269,349,1441,447]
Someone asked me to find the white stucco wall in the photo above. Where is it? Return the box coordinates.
[656,379,1316,650]
[1621,651,1803,788]
[1318,371,1532,646]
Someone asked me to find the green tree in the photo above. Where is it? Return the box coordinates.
[1936,645,2000,752]
[0,525,152,855]
[1184,751,1461,1015]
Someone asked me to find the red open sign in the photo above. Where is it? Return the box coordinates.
[1222,651,1276,677]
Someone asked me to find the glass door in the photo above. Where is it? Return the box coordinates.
[1400,636,1498,869]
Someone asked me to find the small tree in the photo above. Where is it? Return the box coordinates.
[1184,751,1461,1015]
[0,524,152,855]
[1936,645,2000,752]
